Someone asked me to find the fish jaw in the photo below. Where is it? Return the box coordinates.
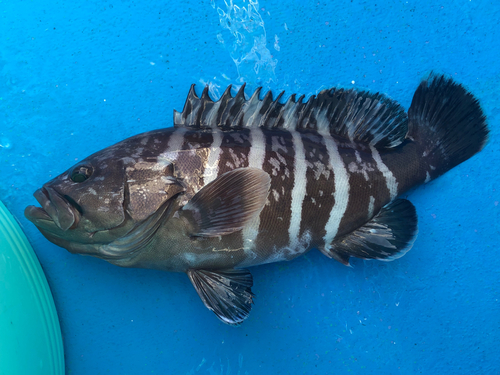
[25,187,103,255]
[24,203,118,257]
[26,187,81,231]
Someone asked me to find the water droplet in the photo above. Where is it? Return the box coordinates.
[0,137,12,149]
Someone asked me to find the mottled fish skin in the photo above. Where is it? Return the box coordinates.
[70,126,426,272]
[25,74,489,325]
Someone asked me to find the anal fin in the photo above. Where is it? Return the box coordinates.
[322,199,418,265]
[187,268,254,326]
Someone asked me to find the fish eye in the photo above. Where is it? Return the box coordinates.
[70,165,93,183]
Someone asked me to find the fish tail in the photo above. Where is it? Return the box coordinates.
[407,73,489,181]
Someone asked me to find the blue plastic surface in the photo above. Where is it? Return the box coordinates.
[0,1,499,374]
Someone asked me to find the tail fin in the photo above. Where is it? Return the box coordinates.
[407,74,489,179]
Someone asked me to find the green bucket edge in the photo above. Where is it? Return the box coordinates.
[0,201,64,374]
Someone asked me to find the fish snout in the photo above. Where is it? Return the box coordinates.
[28,187,81,231]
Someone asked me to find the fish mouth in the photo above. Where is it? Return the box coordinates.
[25,187,81,231]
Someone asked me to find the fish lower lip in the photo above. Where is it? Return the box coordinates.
[24,205,53,222]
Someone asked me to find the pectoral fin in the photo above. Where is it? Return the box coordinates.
[321,199,418,265]
[187,268,254,326]
[180,168,271,237]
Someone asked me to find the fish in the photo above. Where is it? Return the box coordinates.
[25,74,488,325]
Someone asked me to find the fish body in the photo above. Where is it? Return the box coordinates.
[100,125,415,272]
[25,75,488,325]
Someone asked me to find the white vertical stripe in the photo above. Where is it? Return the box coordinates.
[158,127,187,164]
[370,145,398,200]
[368,195,375,218]
[242,127,266,251]
[323,133,350,247]
[247,127,266,168]
[167,127,187,151]
[203,130,223,184]
[289,130,307,248]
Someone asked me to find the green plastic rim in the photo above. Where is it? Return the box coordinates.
[0,201,64,375]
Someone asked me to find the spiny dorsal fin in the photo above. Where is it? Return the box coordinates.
[174,84,409,148]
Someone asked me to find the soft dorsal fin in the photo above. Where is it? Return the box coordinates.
[174,83,409,148]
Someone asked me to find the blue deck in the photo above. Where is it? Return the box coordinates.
[1,1,499,374]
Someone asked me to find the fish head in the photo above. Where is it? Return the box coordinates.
[25,144,185,258]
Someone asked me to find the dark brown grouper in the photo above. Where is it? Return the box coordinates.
[25,74,489,325]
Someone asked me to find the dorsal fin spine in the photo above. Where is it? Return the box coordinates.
[188,85,202,127]
[174,83,409,149]
[271,91,286,128]
[201,85,210,99]
[297,94,315,129]
[281,94,298,129]
[258,91,274,127]
[244,88,262,128]
[217,85,233,128]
